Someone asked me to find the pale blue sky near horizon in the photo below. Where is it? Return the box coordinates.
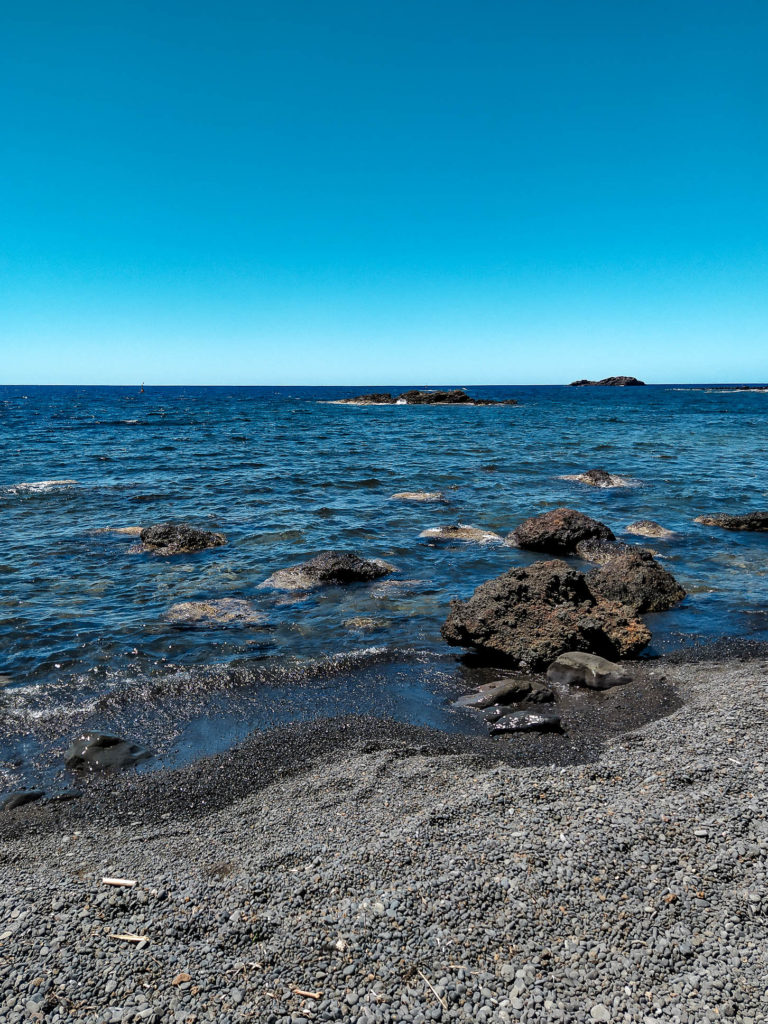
[1,1,766,385]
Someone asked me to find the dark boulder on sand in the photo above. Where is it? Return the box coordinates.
[441,559,650,670]
[260,550,395,591]
[140,523,226,555]
[509,508,615,555]
[64,733,153,772]
[586,549,686,613]
[546,651,632,690]
[694,511,768,532]
[569,376,645,387]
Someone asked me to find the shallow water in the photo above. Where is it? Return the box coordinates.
[1,384,767,790]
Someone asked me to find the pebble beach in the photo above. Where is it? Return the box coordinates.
[2,655,766,1024]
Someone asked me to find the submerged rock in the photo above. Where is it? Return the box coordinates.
[569,376,645,387]
[562,468,632,488]
[547,651,632,690]
[575,538,637,564]
[455,677,554,710]
[391,491,447,503]
[167,599,267,626]
[1,790,45,811]
[140,523,226,555]
[626,520,675,539]
[694,511,768,532]
[441,559,650,669]
[260,550,395,591]
[343,616,387,632]
[488,709,563,735]
[586,549,686,614]
[419,524,503,544]
[509,508,615,554]
[64,733,152,772]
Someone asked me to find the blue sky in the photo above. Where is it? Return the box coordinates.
[1,1,766,384]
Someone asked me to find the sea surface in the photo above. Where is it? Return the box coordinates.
[1,384,767,792]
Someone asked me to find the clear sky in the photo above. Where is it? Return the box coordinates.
[1,1,766,384]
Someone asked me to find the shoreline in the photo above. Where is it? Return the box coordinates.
[1,655,766,1021]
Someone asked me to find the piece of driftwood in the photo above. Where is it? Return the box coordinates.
[102,877,136,887]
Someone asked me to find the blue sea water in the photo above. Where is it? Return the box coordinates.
[1,384,766,789]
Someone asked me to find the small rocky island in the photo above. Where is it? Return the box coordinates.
[335,388,518,406]
[569,376,646,386]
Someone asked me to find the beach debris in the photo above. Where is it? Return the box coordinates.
[172,973,192,986]
[391,490,447,502]
[102,877,137,888]
[293,988,322,1000]
[260,550,395,591]
[694,511,768,532]
[626,520,676,539]
[109,933,150,944]
[419,524,503,544]
[488,708,563,735]
[441,559,650,670]
[139,522,226,555]
[166,599,267,626]
[64,733,153,772]
[586,549,686,613]
[508,508,615,555]
[417,970,449,1010]
[547,651,632,690]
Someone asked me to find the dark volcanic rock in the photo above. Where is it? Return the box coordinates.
[64,733,153,772]
[455,677,554,710]
[586,549,686,613]
[569,376,645,386]
[509,508,615,555]
[694,511,768,532]
[547,651,632,690]
[1,790,45,811]
[488,709,563,735]
[261,550,395,591]
[342,389,518,406]
[140,523,226,555]
[575,538,637,564]
[441,559,651,669]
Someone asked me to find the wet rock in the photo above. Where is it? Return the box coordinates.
[1,790,45,811]
[509,508,615,554]
[260,550,395,591]
[167,599,267,626]
[455,677,554,709]
[547,651,632,690]
[694,511,768,532]
[488,709,563,735]
[441,559,650,669]
[575,538,637,563]
[391,491,447,503]
[339,389,518,406]
[140,523,226,555]
[586,549,686,613]
[44,790,83,804]
[563,468,631,488]
[569,376,645,386]
[626,520,675,539]
[419,524,503,544]
[64,733,153,772]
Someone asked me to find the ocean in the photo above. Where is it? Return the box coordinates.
[1,383,766,792]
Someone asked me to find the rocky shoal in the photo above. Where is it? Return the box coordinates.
[1,657,766,1024]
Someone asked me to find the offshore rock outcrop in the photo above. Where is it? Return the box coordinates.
[561,468,632,488]
[586,549,685,614]
[569,376,645,387]
[694,511,768,532]
[260,550,395,591]
[441,559,651,669]
[337,389,518,406]
[508,508,615,555]
[140,523,226,555]
[626,520,675,539]
[419,524,503,544]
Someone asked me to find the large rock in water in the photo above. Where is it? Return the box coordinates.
[260,550,395,591]
[586,549,685,613]
[626,520,675,539]
[441,559,650,669]
[694,511,768,532]
[140,523,226,555]
[569,376,645,386]
[509,508,615,554]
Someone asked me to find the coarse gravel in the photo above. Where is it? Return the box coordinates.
[1,658,766,1024]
